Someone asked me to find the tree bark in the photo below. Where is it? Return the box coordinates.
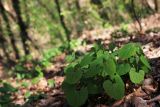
[11,0,30,55]
[54,0,70,42]
[0,1,20,59]
[154,0,158,12]
[131,0,143,33]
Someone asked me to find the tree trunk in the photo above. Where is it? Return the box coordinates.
[131,0,143,33]
[54,0,70,42]
[11,0,30,55]
[0,1,20,59]
[154,0,158,12]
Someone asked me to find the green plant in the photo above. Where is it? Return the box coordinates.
[25,93,46,104]
[14,55,43,79]
[0,82,17,105]
[62,42,151,107]
[41,47,62,67]
[47,79,55,88]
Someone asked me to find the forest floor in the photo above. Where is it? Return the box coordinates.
[1,13,160,107]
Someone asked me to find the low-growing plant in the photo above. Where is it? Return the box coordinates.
[62,42,151,107]
[25,93,46,104]
[0,82,17,106]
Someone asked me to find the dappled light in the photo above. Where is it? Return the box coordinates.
[0,0,160,107]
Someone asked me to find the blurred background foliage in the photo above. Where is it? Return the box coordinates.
[0,0,159,105]
[0,0,159,72]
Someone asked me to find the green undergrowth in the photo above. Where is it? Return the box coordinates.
[62,42,151,107]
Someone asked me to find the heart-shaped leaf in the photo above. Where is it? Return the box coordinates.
[84,58,103,78]
[66,87,88,107]
[80,53,93,67]
[117,63,131,76]
[103,74,125,99]
[129,68,145,84]
[103,58,116,76]
[118,43,137,59]
[65,70,82,84]
[140,55,151,69]
[85,65,101,78]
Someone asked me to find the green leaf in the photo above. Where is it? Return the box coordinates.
[24,91,31,98]
[103,51,110,60]
[16,73,23,79]
[129,68,145,84]
[103,58,116,76]
[118,43,137,59]
[64,63,75,73]
[47,79,55,88]
[96,50,109,58]
[0,83,17,93]
[135,43,142,54]
[84,61,101,78]
[129,57,135,63]
[15,65,25,71]
[103,74,125,99]
[93,43,102,51]
[21,82,30,88]
[92,57,103,65]
[62,82,75,93]
[140,55,151,69]
[31,77,41,84]
[65,69,82,84]
[117,63,131,76]
[108,42,116,51]
[62,82,88,106]
[0,94,11,103]
[66,87,88,107]
[87,83,99,94]
[96,50,104,58]
[135,56,140,64]
[80,53,93,67]
[141,66,149,73]
[66,53,75,62]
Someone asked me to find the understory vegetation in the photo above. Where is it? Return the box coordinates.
[0,0,160,107]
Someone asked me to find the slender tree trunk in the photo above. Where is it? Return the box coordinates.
[154,0,158,12]
[23,0,30,27]
[131,0,143,33]
[0,26,10,60]
[11,0,30,55]
[0,1,20,59]
[54,0,70,42]
[75,0,81,10]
